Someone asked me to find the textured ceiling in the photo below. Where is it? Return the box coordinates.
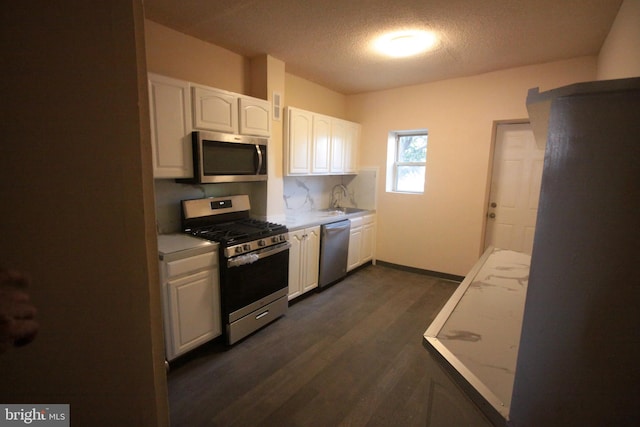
[143,0,622,94]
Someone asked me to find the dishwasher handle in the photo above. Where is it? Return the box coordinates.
[322,219,351,237]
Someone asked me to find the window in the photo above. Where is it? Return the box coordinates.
[386,130,428,193]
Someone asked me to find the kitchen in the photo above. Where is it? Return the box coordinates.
[1,1,638,426]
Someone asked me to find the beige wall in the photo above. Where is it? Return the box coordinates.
[144,20,349,117]
[285,73,348,118]
[145,19,250,94]
[255,55,287,216]
[0,1,167,426]
[347,57,597,276]
[597,0,640,80]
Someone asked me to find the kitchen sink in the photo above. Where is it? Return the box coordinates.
[336,207,367,214]
[319,207,367,216]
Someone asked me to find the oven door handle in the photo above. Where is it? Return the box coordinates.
[227,241,291,268]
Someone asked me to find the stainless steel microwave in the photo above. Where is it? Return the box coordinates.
[179,130,268,184]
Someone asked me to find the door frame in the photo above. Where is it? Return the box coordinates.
[480,119,532,254]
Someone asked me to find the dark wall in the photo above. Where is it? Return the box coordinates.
[0,1,168,425]
[510,79,640,426]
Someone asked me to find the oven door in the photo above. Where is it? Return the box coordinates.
[221,242,289,321]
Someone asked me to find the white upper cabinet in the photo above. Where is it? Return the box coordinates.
[192,85,238,134]
[312,114,331,173]
[343,120,360,173]
[285,107,313,174]
[193,85,271,137]
[285,106,360,176]
[148,73,271,178]
[330,118,346,174]
[239,97,271,137]
[148,73,193,178]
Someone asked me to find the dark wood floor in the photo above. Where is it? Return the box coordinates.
[167,263,457,427]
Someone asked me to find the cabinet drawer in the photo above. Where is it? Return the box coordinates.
[166,252,217,278]
[363,214,375,225]
[350,217,363,229]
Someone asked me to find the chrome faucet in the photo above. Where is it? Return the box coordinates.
[330,184,349,208]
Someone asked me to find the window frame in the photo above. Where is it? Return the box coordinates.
[390,130,428,194]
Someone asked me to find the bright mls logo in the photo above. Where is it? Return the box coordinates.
[0,405,69,426]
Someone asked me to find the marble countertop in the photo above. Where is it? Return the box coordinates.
[268,208,375,231]
[423,247,530,422]
[157,233,217,260]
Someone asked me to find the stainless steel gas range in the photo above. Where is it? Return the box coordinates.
[181,195,290,344]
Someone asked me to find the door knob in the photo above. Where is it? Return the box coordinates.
[488,213,496,219]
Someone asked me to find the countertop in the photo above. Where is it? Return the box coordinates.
[157,209,375,256]
[268,209,375,231]
[157,233,217,260]
[423,247,530,424]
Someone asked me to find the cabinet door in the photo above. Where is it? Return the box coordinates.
[239,97,271,136]
[312,114,331,173]
[361,216,376,264]
[347,225,363,272]
[286,108,312,174]
[302,226,320,293]
[288,229,304,300]
[148,74,193,178]
[330,119,346,173]
[344,122,360,173]
[192,86,238,133]
[166,269,220,360]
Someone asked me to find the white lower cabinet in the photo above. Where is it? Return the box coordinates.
[348,214,376,272]
[160,248,221,361]
[288,226,320,300]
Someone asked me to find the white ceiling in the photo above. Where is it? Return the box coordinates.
[143,0,622,94]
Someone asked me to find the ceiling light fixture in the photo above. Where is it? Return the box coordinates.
[374,30,438,58]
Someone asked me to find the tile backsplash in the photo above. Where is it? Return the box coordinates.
[154,168,377,233]
[283,168,377,216]
[154,179,265,234]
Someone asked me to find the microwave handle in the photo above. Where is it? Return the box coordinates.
[255,145,263,175]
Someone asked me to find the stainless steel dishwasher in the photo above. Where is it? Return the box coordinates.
[318,219,351,289]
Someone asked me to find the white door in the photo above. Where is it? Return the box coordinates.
[484,123,544,254]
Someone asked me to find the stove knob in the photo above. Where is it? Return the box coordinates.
[279,235,287,242]
[258,239,266,247]
[271,236,279,243]
[235,246,243,254]
[243,244,251,251]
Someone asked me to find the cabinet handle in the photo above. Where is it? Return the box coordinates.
[256,311,269,320]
